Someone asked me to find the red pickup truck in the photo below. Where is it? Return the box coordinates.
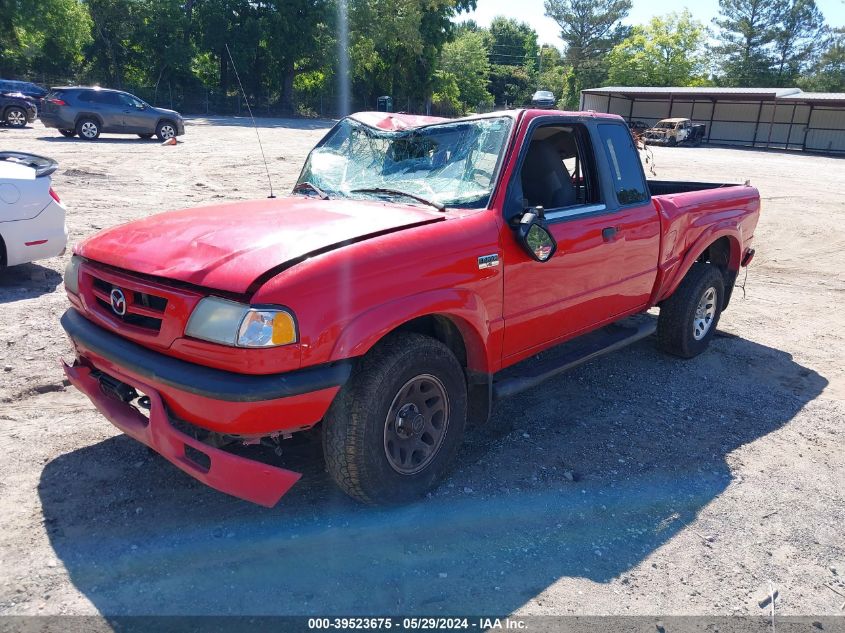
[61,109,759,507]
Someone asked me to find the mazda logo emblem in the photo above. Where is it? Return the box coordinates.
[110,288,127,316]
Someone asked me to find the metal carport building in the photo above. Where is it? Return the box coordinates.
[580,87,845,154]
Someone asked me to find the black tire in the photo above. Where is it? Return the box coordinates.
[76,118,100,140]
[155,120,177,141]
[5,107,27,128]
[138,133,154,139]
[323,332,467,505]
[657,263,724,358]
[668,136,677,146]
[58,129,75,138]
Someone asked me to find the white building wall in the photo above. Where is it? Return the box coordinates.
[579,90,845,153]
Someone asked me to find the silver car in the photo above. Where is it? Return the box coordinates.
[39,87,185,141]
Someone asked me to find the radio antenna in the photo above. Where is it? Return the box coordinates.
[225,43,276,198]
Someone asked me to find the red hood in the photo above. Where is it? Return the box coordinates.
[76,197,443,294]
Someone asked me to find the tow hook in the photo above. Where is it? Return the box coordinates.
[94,370,138,403]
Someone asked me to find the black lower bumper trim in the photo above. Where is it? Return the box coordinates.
[61,308,352,403]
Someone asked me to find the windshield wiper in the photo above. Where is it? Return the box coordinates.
[351,187,445,211]
[292,181,329,200]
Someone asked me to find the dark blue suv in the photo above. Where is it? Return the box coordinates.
[0,79,48,105]
[39,87,185,141]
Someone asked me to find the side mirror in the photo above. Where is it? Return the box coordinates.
[514,207,557,262]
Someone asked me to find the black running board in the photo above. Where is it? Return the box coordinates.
[492,319,656,400]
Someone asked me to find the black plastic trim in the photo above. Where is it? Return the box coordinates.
[61,308,352,403]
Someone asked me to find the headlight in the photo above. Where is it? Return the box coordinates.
[64,255,82,294]
[185,297,297,348]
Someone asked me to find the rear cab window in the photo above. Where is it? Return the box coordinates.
[597,123,649,205]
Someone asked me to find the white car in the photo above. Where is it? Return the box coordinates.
[0,152,67,268]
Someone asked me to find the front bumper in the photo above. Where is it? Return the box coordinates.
[60,308,352,505]
[62,361,301,507]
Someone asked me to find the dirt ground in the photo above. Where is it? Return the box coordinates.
[0,118,843,618]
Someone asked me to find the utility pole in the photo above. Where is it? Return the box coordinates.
[537,45,545,88]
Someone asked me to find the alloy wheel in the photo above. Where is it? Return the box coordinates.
[80,121,98,138]
[7,110,25,126]
[693,286,717,340]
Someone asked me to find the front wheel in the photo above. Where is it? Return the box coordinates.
[5,107,27,128]
[323,333,467,505]
[657,263,725,358]
[156,121,177,141]
[59,129,75,138]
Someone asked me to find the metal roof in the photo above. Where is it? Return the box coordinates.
[777,92,845,103]
[583,86,802,98]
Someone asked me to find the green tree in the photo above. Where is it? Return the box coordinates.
[536,45,569,102]
[439,30,493,112]
[712,0,784,86]
[0,0,91,78]
[487,16,539,68]
[771,0,825,85]
[544,0,631,107]
[263,0,332,112]
[798,27,845,91]
[487,64,533,107]
[482,17,539,106]
[606,11,710,86]
[192,0,260,98]
[348,0,474,110]
[431,69,462,114]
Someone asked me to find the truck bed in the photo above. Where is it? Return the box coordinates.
[647,180,740,196]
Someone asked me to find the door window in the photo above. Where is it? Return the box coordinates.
[597,124,649,205]
[119,93,144,108]
[518,124,600,218]
[95,91,123,106]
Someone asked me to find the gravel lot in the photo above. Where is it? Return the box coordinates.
[0,118,843,618]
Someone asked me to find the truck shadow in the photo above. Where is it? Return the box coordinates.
[37,332,826,615]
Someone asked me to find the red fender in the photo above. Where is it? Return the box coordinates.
[655,225,743,303]
[329,288,500,374]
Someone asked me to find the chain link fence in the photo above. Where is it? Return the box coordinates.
[7,74,470,119]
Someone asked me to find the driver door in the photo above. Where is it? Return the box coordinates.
[500,120,660,361]
[119,93,151,133]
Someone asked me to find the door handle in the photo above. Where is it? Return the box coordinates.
[602,226,618,241]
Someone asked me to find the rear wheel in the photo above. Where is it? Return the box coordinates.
[58,129,75,138]
[5,107,27,128]
[323,333,467,504]
[138,133,154,139]
[657,263,724,358]
[155,121,176,141]
[76,118,100,140]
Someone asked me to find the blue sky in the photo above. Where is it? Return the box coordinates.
[458,0,845,46]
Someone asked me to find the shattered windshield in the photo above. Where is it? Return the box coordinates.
[296,116,513,209]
